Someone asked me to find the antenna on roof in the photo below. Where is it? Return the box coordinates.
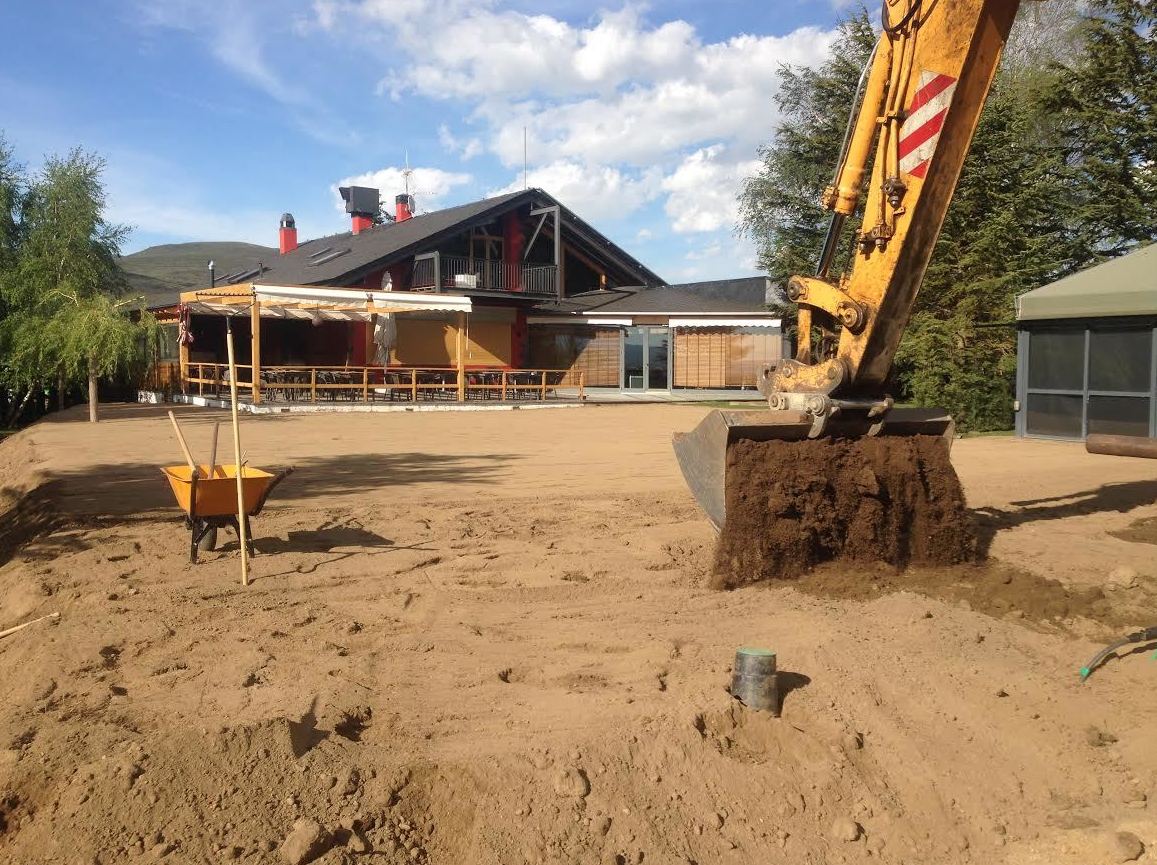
[402,150,413,197]
[523,126,528,190]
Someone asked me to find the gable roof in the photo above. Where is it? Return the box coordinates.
[1016,243,1157,321]
[249,188,664,290]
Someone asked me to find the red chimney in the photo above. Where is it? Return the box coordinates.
[339,185,380,235]
[279,213,298,254]
[396,193,414,222]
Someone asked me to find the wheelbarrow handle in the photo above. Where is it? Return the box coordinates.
[249,467,295,517]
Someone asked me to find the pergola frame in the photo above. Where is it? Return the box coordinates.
[178,282,473,404]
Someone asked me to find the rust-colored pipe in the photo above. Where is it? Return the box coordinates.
[1086,434,1157,460]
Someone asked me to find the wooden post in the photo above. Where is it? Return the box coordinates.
[578,371,585,402]
[540,370,547,400]
[310,369,317,403]
[226,323,250,587]
[456,312,466,402]
[501,371,508,401]
[250,297,262,405]
[179,340,189,395]
[411,368,417,402]
[363,367,369,402]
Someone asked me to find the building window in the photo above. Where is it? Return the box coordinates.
[1021,322,1156,439]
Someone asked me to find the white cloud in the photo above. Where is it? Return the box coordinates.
[661,145,762,234]
[490,160,661,222]
[316,0,836,249]
[438,125,484,161]
[667,235,761,282]
[334,166,473,214]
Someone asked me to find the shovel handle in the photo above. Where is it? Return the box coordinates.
[167,410,200,476]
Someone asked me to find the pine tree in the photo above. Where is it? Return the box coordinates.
[897,72,1072,430]
[1042,0,1157,264]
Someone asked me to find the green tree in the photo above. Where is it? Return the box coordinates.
[896,72,1072,430]
[736,2,1155,431]
[1042,0,1157,264]
[0,144,156,425]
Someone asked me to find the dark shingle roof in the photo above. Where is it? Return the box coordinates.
[530,288,637,314]
[579,278,775,315]
[247,188,663,289]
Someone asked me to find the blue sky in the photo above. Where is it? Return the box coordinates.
[0,1,847,282]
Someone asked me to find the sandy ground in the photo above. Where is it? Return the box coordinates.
[1,403,1156,865]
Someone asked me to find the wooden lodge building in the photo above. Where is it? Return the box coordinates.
[155,186,783,402]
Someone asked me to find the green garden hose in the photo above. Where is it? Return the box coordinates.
[1080,626,1157,681]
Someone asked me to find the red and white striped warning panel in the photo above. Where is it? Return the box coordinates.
[898,70,958,179]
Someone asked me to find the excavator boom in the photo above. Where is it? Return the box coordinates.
[677,0,1021,532]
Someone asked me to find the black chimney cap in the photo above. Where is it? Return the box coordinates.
[339,185,380,216]
[280,213,296,228]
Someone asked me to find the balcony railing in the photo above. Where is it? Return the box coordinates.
[411,253,558,296]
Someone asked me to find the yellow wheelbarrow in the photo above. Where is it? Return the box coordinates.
[161,464,294,563]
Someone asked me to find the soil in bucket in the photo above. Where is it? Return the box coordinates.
[711,434,976,588]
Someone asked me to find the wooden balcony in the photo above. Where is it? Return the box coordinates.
[411,253,558,296]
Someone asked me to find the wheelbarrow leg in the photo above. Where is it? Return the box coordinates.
[190,518,218,564]
[243,514,256,558]
[227,516,257,559]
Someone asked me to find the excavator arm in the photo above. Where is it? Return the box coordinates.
[769,0,1021,420]
[676,0,1022,529]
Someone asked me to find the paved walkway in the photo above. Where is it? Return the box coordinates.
[582,388,763,403]
[161,387,764,414]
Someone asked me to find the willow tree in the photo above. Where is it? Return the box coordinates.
[0,143,155,424]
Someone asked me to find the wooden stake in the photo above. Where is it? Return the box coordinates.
[167,410,200,475]
[0,611,59,640]
[226,322,251,587]
[208,421,220,478]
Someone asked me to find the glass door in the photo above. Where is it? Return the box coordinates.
[647,327,670,389]
[623,327,645,389]
[622,327,670,391]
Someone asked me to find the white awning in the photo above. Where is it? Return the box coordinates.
[668,317,781,328]
[185,283,472,318]
[527,316,634,326]
[253,284,472,313]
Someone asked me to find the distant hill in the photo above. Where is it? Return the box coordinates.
[120,241,276,308]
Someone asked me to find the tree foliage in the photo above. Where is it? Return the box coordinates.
[0,138,156,424]
[737,1,1157,432]
[738,12,877,285]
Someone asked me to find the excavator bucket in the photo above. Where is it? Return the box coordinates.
[673,407,956,531]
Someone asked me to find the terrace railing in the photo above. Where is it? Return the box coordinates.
[411,253,558,296]
[181,363,584,404]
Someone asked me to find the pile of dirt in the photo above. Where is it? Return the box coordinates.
[713,435,976,588]
[0,433,60,567]
[794,560,1146,629]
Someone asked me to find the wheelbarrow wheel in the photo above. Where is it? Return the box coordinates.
[197,525,218,553]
